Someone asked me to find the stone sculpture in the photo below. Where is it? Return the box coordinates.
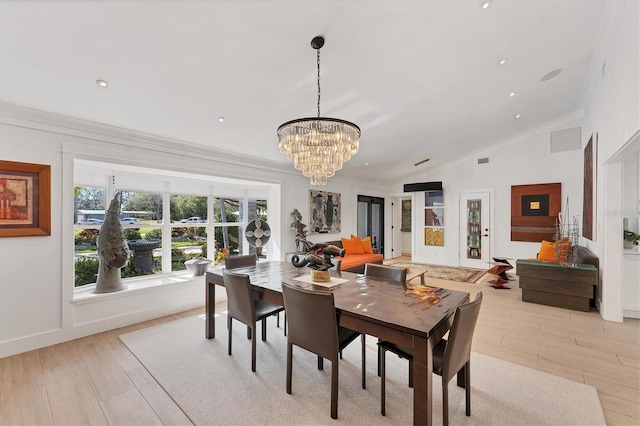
[94,192,130,293]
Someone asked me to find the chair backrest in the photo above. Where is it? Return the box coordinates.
[223,269,256,325]
[281,283,338,360]
[364,263,407,283]
[442,292,483,381]
[225,254,257,269]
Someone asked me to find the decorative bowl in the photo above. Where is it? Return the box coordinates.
[184,257,213,276]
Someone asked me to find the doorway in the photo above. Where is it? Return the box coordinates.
[357,195,384,255]
[459,192,490,268]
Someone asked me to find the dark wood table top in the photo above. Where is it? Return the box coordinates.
[207,261,469,339]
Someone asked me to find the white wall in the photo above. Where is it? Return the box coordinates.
[580,0,639,321]
[394,122,584,267]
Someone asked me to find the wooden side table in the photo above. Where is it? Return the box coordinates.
[487,257,513,289]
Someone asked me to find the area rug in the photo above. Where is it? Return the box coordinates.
[384,258,487,283]
[120,314,606,425]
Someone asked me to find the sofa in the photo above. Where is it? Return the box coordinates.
[516,245,599,312]
[324,239,384,274]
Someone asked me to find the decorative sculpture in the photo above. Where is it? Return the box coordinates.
[291,208,313,252]
[290,242,345,271]
[94,192,130,293]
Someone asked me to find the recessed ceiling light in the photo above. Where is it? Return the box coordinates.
[481,0,492,9]
[509,92,516,97]
[364,162,369,166]
[499,59,507,65]
[514,114,521,119]
[218,117,225,122]
[96,79,108,88]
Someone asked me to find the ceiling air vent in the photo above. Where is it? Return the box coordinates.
[477,157,489,164]
[550,126,581,153]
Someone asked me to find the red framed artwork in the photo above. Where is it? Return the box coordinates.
[0,160,51,237]
[510,182,561,242]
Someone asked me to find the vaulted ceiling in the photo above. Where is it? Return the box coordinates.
[0,0,609,184]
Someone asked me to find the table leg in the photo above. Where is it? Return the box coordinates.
[206,277,216,339]
[413,335,433,426]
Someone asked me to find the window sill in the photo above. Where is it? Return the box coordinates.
[71,271,205,304]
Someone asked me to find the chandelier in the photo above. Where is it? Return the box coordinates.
[278,36,361,186]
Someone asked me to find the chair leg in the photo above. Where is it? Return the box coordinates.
[361,335,366,389]
[377,341,382,377]
[318,355,324,370]
[408,359,413,388]
[262,318,267,341]
[380,347,386,416]
[442,376,449,426]
[286,343,293,394]
[465,361,471,416]
[251,326,257,372]
[330,358,338,419]
[276,312,280,327]
[246,325,251,340]
[227,317,233,356]
[284,312,287,336]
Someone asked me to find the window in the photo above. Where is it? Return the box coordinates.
[73,162,274,289]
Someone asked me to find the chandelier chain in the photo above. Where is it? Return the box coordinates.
[317,48,321,118]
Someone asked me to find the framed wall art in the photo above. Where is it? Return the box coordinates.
[0,160,51,237]
[424,189,444,245]
[582,133,597,241]
[510,182,561,242]
[401,199,411,232]
[309,190,341,234]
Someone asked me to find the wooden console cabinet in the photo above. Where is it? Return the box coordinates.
[516,259,597,312]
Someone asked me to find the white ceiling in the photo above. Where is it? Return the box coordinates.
[0,0,609,184]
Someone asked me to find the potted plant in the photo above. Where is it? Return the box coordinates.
[623,230,639,250]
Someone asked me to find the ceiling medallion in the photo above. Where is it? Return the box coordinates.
[277,36,361,186]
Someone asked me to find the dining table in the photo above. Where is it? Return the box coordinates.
[205,261,470,426]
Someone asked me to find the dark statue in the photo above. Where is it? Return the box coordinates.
[291,242,345,271]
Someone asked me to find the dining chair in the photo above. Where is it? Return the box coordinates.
[378,292,483,424]
[363,263,407,378]
[222,269,285,372]
[225,253,285,334]
[281,282,366,419]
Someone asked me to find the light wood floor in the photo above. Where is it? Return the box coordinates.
[1,275,638,425]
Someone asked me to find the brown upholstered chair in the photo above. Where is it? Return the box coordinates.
[222,269,285,372]
[363,263,407,283]
[379,292,483,424]
[225,253,285,333]
[224,253,257,269]
[282,283,366,419]
[363,263,407,378]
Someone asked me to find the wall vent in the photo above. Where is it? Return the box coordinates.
[477,157,489,164]
[550,126,581,153]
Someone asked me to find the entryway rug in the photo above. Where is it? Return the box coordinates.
[120,314,605,425]
[384,258,487,283]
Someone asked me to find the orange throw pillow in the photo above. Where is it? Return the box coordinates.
[341,236,364,255]
[352,234,374,254]
[361,236,374,254]
[538,238,572,262]
[537,240,556,261]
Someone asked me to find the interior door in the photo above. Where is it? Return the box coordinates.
[459,192,490,268]
[357,195,384,255]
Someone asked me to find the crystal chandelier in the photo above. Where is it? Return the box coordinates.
[278,36,361,186]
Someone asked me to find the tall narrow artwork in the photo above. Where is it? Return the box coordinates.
[582,133,597,241]
[309,190,341,234]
